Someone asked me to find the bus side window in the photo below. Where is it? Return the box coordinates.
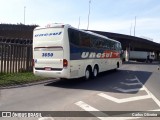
[115,43,119,51]
[96,39,102,48]
[116,43,122,51]
[94,37,99,49]
[110,42,115,50]
[80,32,91,47]
[68,28,80,46]
[90,36,97,48]
[102,39,109,50]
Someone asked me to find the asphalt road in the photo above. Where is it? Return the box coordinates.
[0,62,160,120]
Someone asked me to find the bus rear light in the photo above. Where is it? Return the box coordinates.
[63,59,68,68]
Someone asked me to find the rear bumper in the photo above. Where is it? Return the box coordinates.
[33,68,70,78]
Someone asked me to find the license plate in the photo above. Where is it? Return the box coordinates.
[45,67,51,71]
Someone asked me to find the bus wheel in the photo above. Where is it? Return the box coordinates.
[92,66,98,78]
[85,67,91,80]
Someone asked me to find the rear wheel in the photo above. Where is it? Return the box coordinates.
[85,67,91,80]
[92,66,98,78]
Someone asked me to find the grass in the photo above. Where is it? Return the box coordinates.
[0,72,48,87]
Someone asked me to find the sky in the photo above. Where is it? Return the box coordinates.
[0,0,160,43]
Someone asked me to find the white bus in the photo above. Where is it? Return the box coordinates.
[33,24,122,80]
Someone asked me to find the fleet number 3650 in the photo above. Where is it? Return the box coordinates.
[42,53,53,57]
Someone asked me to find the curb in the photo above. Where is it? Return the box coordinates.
[0,79,58,89]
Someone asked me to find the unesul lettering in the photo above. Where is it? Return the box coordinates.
[35,32,62,37]
[81,52,113,58]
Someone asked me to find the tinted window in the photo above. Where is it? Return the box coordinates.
[68,28,121,50]
[79,32,91,47]
[116,43,122,51]
[103,39,110,49]
[90,36,98,48]
[68,28,80,46]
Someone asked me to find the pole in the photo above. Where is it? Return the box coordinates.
[130,23,132,36]
[78,16,81,29]
[24,6,26,24]
[87,0,91,30]
[134,16,136,36]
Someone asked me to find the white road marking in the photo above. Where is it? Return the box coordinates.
[75,75,160,120]
[126,78,138,81]
[75,101,141,120]
[98,93,151,103]
[38,117,54,120]
[113,87,145,93]
[120,82,142,86]
[134,76,160,107]
[75,101,100,111]
[75,101,108,119]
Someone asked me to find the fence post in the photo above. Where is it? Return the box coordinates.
[26,46,30,72]
[0,42,4,73]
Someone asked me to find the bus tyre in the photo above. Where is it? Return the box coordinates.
[92,66,98,78]
[85,68,91,80]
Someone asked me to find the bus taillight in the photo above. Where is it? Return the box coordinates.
[63,59,68,68]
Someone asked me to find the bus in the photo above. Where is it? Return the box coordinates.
[33,23,122,80]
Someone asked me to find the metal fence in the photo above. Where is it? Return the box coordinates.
[0,37,32,73]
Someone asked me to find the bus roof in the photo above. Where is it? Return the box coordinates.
[34,23,71,30]
[67,25,120,43]
[34,23,120,43]
[84,30,119,43]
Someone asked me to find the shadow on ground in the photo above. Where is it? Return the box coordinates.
[45,68,152,94]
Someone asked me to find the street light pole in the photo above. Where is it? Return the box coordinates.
[130,23,132,36]
[87,0,91,30]
[78,16,81,29]
[24,6,26,24]
[134,16,136,36]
